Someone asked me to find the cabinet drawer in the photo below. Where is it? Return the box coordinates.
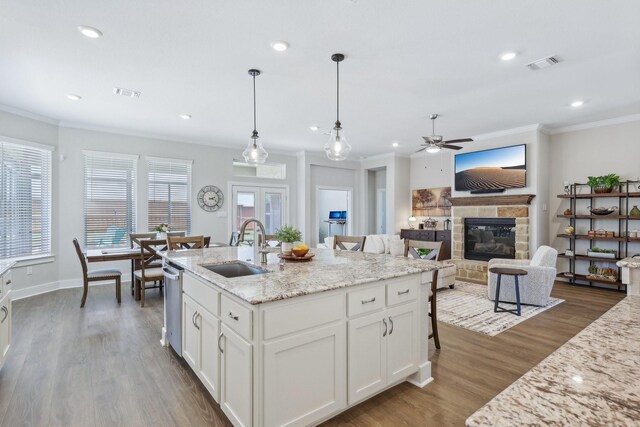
[183,273,219,317]
[262,293,344,340]
[386,277,418,306]
[347,286,386,317]
[221,294,253,341]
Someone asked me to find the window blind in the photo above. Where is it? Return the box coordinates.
[0,140,52,259]
[147,157,192,234]
[84,151,138,248]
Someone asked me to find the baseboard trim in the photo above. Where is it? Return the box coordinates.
[12,275,133,300]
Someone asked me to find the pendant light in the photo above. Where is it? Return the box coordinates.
[324,53,352,161]
[242,69,268,164]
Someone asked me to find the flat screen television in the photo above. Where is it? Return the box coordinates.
[454,144,526,192]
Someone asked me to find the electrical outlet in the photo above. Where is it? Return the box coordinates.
[26,266,33,275]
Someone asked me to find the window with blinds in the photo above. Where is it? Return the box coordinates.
[84,151,138,248]
[147,157,192,234]
[0,139,52,259]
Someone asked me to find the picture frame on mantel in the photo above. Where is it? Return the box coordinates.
[412,187,452,217]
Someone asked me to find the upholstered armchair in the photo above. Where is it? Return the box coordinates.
[488,245,558,306]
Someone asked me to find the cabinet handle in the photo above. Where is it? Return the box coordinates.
[389,316,394,335]
[382,318,387,337]
[218,332,224,354]
[361,297,376,305]
[193,312,200,330]
[5,280,10,285]
[229,312,239,321]
[192,311,197,327]
[397,289,410,295]
[0,306,7,323]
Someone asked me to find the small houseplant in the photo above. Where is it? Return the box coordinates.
[587,173,620,193]
[274,225,303,254]
[154,223,170,238]
[587,265,617,282]
[586,247,617,259]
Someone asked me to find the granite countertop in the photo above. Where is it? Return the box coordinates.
[618,257,640,268]
[162,247,441,305]
[466,296,640,427]
[0,260,15,277]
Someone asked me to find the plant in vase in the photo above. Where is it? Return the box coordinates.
[154,223,170,239]
[274,225,302,255]
[587,173,620,193]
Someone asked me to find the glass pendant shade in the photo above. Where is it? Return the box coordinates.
[324,125,351,161]
[243,134,268,164]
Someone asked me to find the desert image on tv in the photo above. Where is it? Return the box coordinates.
[455,145,526,191]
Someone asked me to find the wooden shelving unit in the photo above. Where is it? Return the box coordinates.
[556,180,640,291]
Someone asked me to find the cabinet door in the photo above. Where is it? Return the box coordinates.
[347,311,387,405]
[263,323,346,427]
[198,308,220,403]
[0,296,10,364]
[220,324,252,427]
[386,302,419,384]
[182,294,200,371]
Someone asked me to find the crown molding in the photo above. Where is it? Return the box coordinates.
[0,104,60,126]
[548,114,640,135]
[471,124,542,141]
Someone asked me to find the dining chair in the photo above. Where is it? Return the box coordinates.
[129,232,157,296]
[229,231,241,246]
[136,239,167,307]
[167,235,210,250]
[404,239,442,349]
[258,234,281,247]
[73,238,122,308]
[333,235,366,251]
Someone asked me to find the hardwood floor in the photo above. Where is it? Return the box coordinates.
[0,282,624,427]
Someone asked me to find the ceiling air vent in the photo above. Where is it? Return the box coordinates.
[113,87,142,98]
[526,55,560,70]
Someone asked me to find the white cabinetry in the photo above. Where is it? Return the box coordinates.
[220,323,252,427]
[0,268,12,370]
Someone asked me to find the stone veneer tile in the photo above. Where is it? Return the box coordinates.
[478,207,497,217]
[498,206,529,218]
[515,217,529,225]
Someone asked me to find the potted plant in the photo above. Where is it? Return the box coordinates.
[587,265,617,282]
[154,223,170,239]
[274,225,303,255]
[587,173,620,193]
[586,247,617,259]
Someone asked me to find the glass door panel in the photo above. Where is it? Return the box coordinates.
[232,185,287,245]
[262,189,285,235]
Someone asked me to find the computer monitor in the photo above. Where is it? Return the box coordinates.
[340,211,347,220]
[329,211,341,220]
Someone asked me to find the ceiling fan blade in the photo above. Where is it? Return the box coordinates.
[441,144,463,150]
[415,147,427,153]
[443,138,473,144]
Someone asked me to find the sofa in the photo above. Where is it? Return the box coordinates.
[320,234,456,289]
[487,245,558,306]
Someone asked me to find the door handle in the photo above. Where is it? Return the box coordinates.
[218,332,224,354]
[0,306,7,323]
[382,318,387,337]
[388,316,394,335]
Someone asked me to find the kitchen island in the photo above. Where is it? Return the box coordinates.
[161,246,440,427]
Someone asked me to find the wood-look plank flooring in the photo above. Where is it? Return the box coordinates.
[0,282,624,427]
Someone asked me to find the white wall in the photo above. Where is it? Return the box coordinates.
[548,119,640,264]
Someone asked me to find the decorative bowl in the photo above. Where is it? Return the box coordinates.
[291,248,309,257]
[588,206,618,215]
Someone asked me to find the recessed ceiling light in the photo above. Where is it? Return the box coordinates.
[500,52,517,61]
[570,100,584,107]
[270,40,289,52]
[309,125,319,132]
[66,94,82,101]
[392,142,399,147]
[77,25,103,39]
[178,114,192,120]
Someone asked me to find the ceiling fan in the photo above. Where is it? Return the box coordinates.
[416,114,473,153]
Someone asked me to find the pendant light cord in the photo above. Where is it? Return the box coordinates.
[336,60,340,125]
[253,74,257,134]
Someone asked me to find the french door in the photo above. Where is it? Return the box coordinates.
[231,185,287,242]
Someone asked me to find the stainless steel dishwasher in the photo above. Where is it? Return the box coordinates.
[163,260,183,355]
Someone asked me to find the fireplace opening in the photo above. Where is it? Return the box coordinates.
[464,217,516,262]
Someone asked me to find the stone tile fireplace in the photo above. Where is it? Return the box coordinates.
[449,195,535,282]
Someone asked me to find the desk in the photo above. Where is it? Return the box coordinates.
[324,220,347,236]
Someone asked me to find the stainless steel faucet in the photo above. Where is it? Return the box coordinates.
[238,218,269,265]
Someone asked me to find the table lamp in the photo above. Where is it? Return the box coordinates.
[408,216,417,229]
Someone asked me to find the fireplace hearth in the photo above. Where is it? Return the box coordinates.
[464,218,516,262]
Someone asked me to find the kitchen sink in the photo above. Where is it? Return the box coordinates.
[202,261,268,278]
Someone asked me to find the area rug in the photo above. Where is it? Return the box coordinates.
[437,281,564,336]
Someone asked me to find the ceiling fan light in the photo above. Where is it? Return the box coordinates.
[426,145,441,154]
[324,127,351,161]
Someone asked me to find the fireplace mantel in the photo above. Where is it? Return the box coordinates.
[448,194,535,206]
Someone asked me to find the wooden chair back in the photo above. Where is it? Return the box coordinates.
[72,238,88,279]
[404,239,444,261]
[130,232,156,248]
[140,239,167,271]
[167,235,210,250]
[333,235,366,251]
[258,234,281,247]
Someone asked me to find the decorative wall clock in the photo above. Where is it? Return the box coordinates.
[197,185,224,212]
